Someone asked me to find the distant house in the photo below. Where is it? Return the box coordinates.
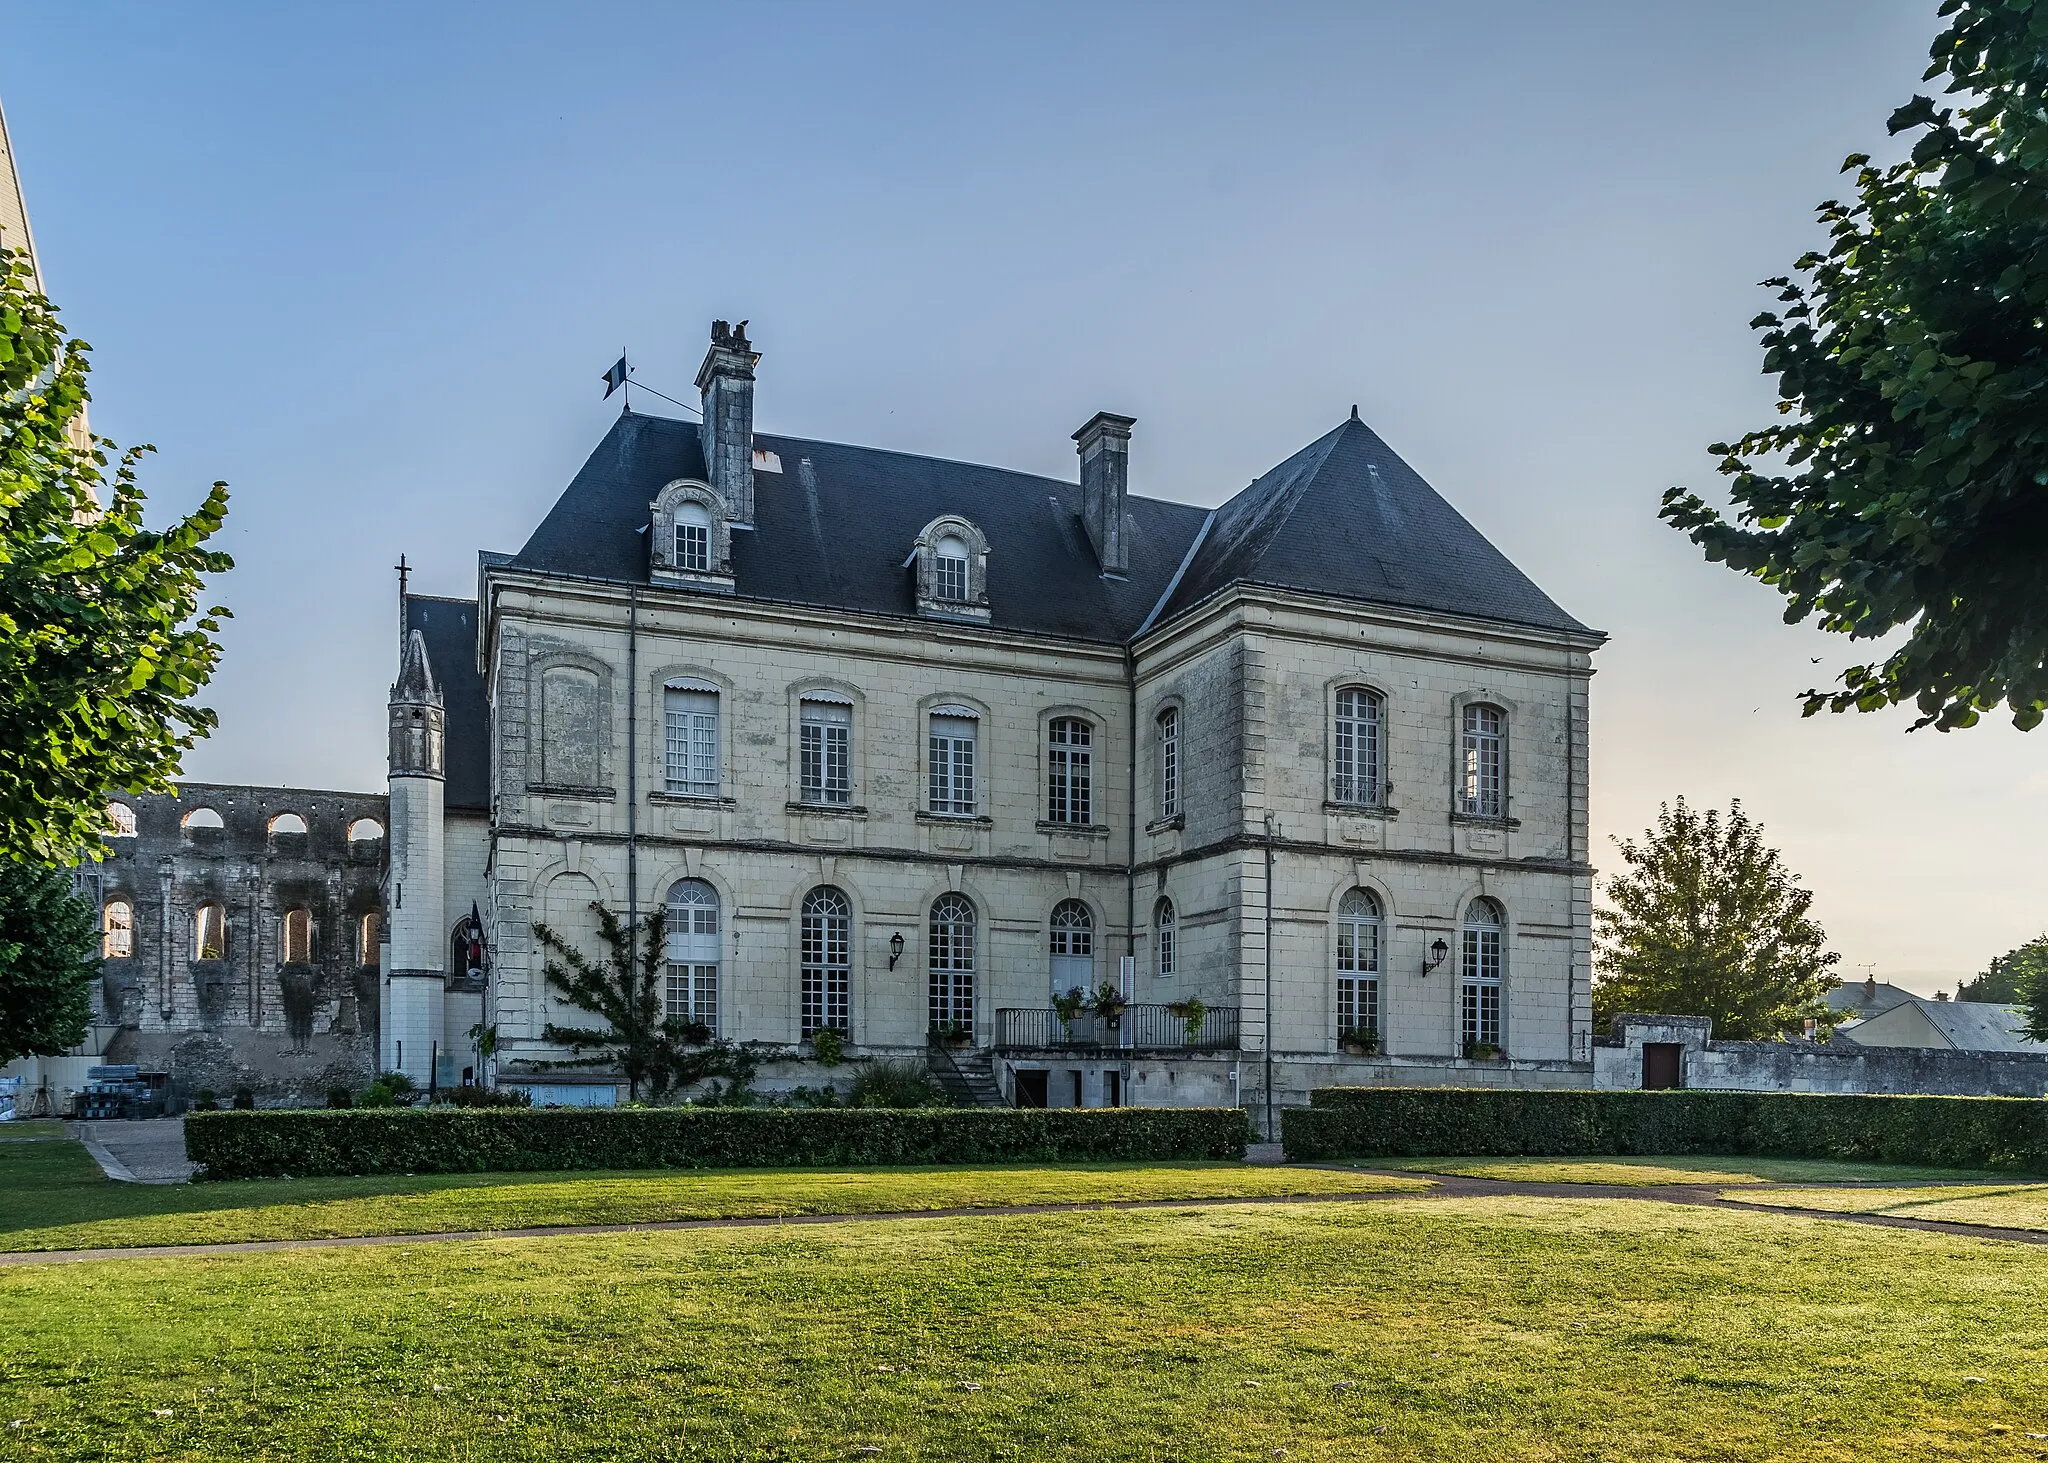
[1829,977,2046,1055]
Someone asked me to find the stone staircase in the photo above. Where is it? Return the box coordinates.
[929,1044,1006,1107]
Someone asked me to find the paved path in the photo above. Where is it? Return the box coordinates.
[72,1117,196,1184]
[7,1167,2048,1267]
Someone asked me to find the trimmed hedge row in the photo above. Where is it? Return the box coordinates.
[1284,1087,2048,1173]
[185,1105,1254,1180]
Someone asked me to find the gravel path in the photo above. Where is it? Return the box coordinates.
[72,1118,196,1184]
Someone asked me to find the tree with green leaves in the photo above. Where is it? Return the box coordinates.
[0,862,100,1066]
[1661,1,2048,731]
[1956,933,2048,1003]
[1593,799,1842,1040]
[0,246,231,863]
[534,902,753,1101]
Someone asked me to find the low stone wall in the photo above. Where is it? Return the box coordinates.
[1594,1014,2048,1097]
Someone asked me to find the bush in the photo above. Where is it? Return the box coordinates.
[231,1087,256,1110]
[326,1086,352,1110]
[810,1028,844,1067]
[849,1059,948,1109]
[439,1085,531,1109]
[1282,1087,2048,1173]
[184,1106,1254,1180]
[357,1071,418,1109]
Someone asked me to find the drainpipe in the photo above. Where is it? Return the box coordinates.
[1263,811,1276,1140]
[626,588,639,942]
[1124,645,1138,972]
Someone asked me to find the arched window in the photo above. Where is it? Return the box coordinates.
[102,900,134,959]
[1049,899,1094,997]
[1333,688,1383,806]
[800,887,852,1035]
[1461,898,1504,1052]
[1460,705,1505,818]
[193,903,229,961]
[1046,718,1092,825]
[449,916,486,981]
[665,880,720,1030]
[268,812,308,836]
[106,802,137,837]
[1157,708,1180,819]
[348,818,385,842]
[928,893,975,1032]
[282,907,313,964]
[1336,889,1381,1042]
[182,807,224,831]
[675,500,714,573]
[933,534,970,603]
[360,912,382,968]
[1155,899,1176,980]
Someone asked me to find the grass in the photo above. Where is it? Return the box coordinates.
[0,1120,69,1141]
[4,1196,2047,1460]
[1732,1183,2048,1230]
[1368,1154,2008,1186]
[0,1138,1424,1252]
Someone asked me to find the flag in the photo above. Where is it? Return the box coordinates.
[601,355,628,398]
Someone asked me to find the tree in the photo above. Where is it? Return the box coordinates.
[534,902,752,1101]
[1660,2,2048,732]
[0,246,231,862]
[1593,799,1842,1039]
[0,862,100,1065]
[1956,933,2048,1003]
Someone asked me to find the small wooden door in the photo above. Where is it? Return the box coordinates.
[1642,1042,1682,1090]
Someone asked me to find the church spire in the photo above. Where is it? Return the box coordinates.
[389,629,444,779]
[0,96,44,292]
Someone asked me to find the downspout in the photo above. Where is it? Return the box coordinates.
[1125,645,1137,970]
[626,589,640,944]
[1263,811,1276,1141]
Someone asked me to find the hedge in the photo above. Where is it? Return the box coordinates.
[185,1105,1254,1180]
[1282,1087,2048,1174]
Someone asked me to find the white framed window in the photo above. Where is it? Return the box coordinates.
[1155,899,1175,980]
[800,886,852,1035]
[928,893,976,1031]
[675,501,713,573]
[1336,888,1381,1040]
[665,879,720,1031]
[103,900,134,959]
[928,709,978,816]
[1333,687,1383,805]
[1460,704,1505,818]
[800,700,853,806]
[1461,898,1504,1050]
[1046,717,1093,825]
[664,686,719,797]
[1049,898,1094,998]
[934,534,970,603]
[1157,708,1180,819]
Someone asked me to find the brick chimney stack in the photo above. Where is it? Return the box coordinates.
[1073,411,1135,575]
[697,320,760,525]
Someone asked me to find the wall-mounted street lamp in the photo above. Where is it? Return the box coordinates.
[1422,937,1449,976]
[888,931,905,969]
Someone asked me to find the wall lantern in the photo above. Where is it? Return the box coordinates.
[1422,937,1449,976]
[888,931,906,969]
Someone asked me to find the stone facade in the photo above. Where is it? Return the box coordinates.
[1594,1014,2048,1097]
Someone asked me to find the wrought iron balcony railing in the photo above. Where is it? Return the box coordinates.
[994,1004,1241,1053]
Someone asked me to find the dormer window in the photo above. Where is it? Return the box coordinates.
[676,502,712,573]
[911,516,991,621]
[650,479,735,591]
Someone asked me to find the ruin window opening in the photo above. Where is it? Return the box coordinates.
[106,802,137,837]
[359,911,382,968]
[193,903,229,962]
[348,818,385,842]
[282,907,313,965]
[269,812,308,836]
[182,807,224,831]
[103,900,134,959]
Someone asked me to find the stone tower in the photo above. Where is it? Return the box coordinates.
[382,628,446,1085]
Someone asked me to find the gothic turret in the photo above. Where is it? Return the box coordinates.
[388,629,445,779]
[383,626,446,1085]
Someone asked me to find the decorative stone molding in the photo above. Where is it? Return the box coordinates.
[910,514,991,621]
[650,478,737,591]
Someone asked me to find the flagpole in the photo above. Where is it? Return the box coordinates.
[622,347,630,414]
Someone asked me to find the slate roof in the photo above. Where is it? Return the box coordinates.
[405,595,489,812]
[1837,997,2048,1055]
[1825,979,1919,1019]
[507,408,1595,644]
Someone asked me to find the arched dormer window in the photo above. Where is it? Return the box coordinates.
[650,479,735,590]
[911,516,990,620]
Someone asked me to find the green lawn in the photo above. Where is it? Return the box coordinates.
[4,1197,2045,1460]
[0,1120,69,1141]
[0,1138,1423,1252]
[1369,1154,2010,1186]
[1731,1183,2048,1230]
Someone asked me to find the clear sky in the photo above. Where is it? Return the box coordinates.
[4,1,2038,994]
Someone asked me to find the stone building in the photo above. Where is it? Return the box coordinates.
[369,321,1604,1126]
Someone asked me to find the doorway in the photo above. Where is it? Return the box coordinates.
[1641,1042,1682,1090]
[1014,1069,1048,1108]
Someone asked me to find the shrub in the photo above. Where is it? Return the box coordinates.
[849,1059,948,1109]
[231,1086,256,1110]
[810,1028,844,1067]
[192,1088,218,1112]
[184,1106,1254,1180]
[440,1085,531,1109]
[326,1086,352,1110]
[1282,1087,2048,1173]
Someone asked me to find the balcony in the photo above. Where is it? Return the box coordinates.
[994,1004,1241,1053]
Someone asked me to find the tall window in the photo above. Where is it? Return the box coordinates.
[103,901,134,959]
[1046,718,1093,825]
[1336,889,1381,1040]
[1333,688,1383,805]
[665,880,721,1031]
[194,903,228,962]
[282,908,313,964]
[1157,708,1180,819]
[1461,898,1504,1050]
[934,534,970,603]
[800,886,852,1035]
[1155,899,1176,980]
[360,912,381,969]
[928,893,976,1031]
[800,700,853,806]
[664,686,719,797]
[1460,704,1504,818]
[675,501,713,573]
[1049,899,1094,997]
[928,710,978,815]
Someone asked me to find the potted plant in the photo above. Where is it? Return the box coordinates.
[1462,1039,1503,1062]
[1165,997,1209,1045]
[927,1020,972,1049]
[1089,981,1128,1029]
[1338,1026,1380,1057]
[810,1027,845,1066]
[1053,986,1088,1039]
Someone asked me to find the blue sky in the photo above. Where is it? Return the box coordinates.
[5,1,2038,989]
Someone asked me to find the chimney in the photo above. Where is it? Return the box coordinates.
[1073,411,1135,575]
[697,320,760,524]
